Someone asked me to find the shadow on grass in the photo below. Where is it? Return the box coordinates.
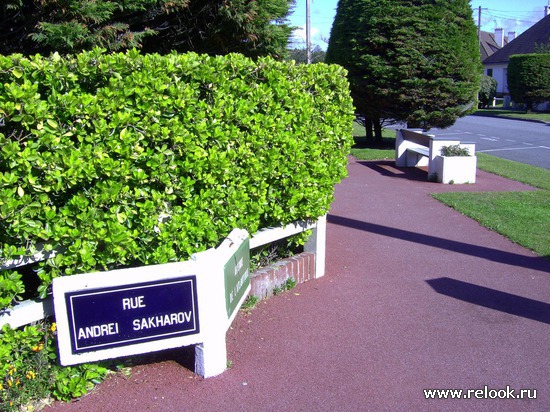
[426,277,550,324]
[353,135,395,149]
[471,109,527,117]
[472,109,550,124]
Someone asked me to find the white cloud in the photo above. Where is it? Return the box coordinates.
[479,7,544,37]
[291,24,320,43]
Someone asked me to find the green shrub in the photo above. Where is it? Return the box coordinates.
[0,48,354,300]
[0,321,108,410]
[478,74,497,108]
[440,145,471,157]
[508,53,550,111]
[0,270,24,307]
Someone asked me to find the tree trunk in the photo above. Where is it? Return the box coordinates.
[373,118,382,143]
[365,117,374,142]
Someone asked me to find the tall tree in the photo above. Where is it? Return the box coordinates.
[326,0,481,142]
[0,0,295,58]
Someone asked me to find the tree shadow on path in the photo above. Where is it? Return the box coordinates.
[328,214,550,274]
[426,277,550,324]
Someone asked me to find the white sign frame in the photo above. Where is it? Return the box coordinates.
[53,228,250,378]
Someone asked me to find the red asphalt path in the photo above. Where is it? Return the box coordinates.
[48,157,550,412]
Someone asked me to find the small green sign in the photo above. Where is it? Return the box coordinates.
[224,238,250,318]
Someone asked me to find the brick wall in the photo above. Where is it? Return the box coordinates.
[249,252,315,300]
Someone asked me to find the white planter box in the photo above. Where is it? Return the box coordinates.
[435,155,477,184]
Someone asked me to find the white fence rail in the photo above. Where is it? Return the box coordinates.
[1,244,62,271]
[0,215,326,329]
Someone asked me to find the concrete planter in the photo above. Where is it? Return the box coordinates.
[435,155,477,184]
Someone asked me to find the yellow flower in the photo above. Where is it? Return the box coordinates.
[0,382,3,390]
[26,370,36,380]
[50,323,57,332]
[31,343,44,352]
[8,366,16,375]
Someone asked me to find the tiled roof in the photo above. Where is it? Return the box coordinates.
[483,14,550,64]
[479,31,505,61]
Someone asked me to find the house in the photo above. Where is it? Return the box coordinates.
[483,12,550,99]
[479,28,514,62]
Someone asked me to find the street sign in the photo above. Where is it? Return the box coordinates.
[53,260,206,366]
[53,228,250,377]
[65,276,199,354]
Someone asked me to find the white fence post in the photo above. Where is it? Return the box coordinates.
[194,331,228,378]
[304,214,326,278]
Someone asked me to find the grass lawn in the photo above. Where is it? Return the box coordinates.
[474,108,550,123]
[350,127,550,259]
[433,154,550,259]
[433,189,549,259]
[351,121,395,160]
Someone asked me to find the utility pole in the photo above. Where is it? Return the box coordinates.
[478,6,482,45]
[477,6,489,45]
[306,0,311,64]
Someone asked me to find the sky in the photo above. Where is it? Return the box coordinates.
[288,0,550,50]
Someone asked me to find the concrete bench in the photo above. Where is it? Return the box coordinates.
[395,129,476,181]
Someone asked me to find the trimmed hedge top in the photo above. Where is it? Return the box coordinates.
[0,49,354,299]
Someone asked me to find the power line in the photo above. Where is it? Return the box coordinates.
[484,8,542,14]
[474,6,542,34]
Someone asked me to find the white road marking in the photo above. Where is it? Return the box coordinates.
[433,132,464,136]
[479,146,549,152]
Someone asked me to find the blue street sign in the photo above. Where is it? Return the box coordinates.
[65,276,199,354]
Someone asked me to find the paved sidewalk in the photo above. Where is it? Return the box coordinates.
[49,158,550,412]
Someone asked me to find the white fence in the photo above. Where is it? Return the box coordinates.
[0,215,326,330]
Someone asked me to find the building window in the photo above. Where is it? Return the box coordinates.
[486,69,493,77]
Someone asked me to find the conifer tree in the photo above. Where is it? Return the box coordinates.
[326,0,481,141]
[0,0,295,58]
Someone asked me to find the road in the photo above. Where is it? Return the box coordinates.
[430,115,550,170]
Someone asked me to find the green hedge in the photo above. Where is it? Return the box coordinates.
[508,53,550,110]
[0,48,354,301]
